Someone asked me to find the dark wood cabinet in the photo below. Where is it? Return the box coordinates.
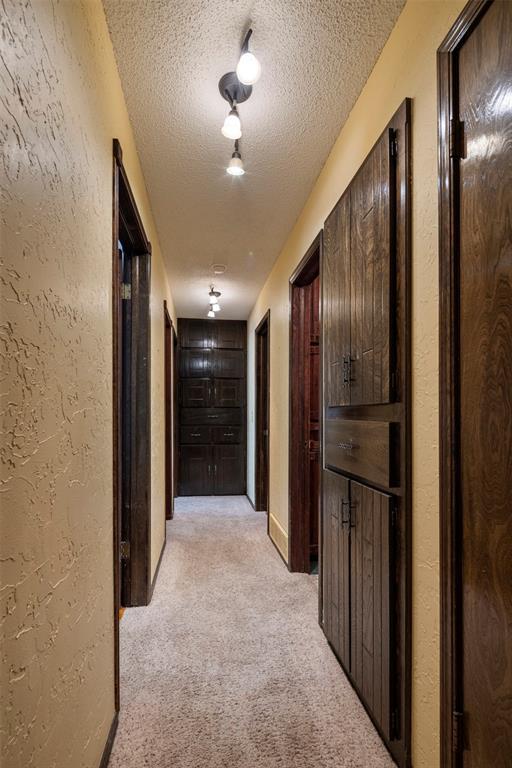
[321,101,410,767]
[178,319,246,496]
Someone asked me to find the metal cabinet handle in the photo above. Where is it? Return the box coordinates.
[337,441,359,452]
[224,432,234,437]
[190,432,201,437]
[207,415,219,419]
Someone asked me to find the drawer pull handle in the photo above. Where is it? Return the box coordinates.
[207,415,219,419]
[224,432,234,437]
[337,441,359,452]
[190,433,201,437]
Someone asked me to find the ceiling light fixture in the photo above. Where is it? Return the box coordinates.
[221,104,242,140]
[212,302,221,312]
[227,140,245,176]
[207,309,215,318]
[207,286,222,316]
[236,29,261,85]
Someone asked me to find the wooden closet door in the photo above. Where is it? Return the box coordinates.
[179,445,213,495]
[214,444,244,494]
[350,131,393,405]
[180,379,211,408]
[179,349,211,378]
[323,191,351,407]
[214,322,245,349]
[213,379,242,408]
[350,480,393,739]
[322,469,350,670]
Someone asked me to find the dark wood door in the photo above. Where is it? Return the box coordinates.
[323,191,351,407]
[214,322,245,349]
[306,276,320,560]
[180,319,210,348]
[350,480,393,741]
[214,444,244,494]
[213,379,242,408]
[255,313,270,512]
[456,3,512,763]
[180,378,211,408]
[179,349,211,377]
[322,469,350,671]
[179,445,212,495]
[213,349,245,378]
[350,130,393,405]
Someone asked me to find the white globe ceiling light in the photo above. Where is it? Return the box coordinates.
[221,106,242,140]
[227,140,245,176]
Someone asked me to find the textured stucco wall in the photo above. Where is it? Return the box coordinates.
[0,1,176,766]
[246,0,465,764]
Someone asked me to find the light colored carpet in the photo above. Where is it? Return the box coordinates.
[108,496,394,767]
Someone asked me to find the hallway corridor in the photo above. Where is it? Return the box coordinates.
[109,497,393,767]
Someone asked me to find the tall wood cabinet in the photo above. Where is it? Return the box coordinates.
[321,101,411,767]
[178,319,246,496]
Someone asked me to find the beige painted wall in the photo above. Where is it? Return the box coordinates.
[247,0,466,764]
[0,1,176,766]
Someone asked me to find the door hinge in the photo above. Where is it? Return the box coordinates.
[390,129,398,158]
[120,282,131,300]
[120,540,131,560]
[449,119,465,159]
[452,711,464,753]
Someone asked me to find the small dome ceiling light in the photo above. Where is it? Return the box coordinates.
[222,104,242,140]
[212,302,221,312]
[236,29,261,86]
[227,140,245,176]
[207,309,216,318]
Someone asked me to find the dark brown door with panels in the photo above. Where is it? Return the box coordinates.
[178,319,246,496]
[439,2,512,765]
[321,100,411,767]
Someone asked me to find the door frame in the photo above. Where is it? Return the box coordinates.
[254,310,270,513]
[164,300,175,520]
[112,138,152,708]
[438,1,492,764]
[288,233,322,574]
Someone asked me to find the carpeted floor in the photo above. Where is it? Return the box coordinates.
[108,496,394,767]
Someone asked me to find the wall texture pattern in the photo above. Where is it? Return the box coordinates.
[0,1,175,765]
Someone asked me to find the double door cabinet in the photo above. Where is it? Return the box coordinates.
[178,319,246,496]
[321,101,410,766]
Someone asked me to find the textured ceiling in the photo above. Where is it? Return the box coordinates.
[103,0,405,319]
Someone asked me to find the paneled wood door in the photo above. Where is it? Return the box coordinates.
[350,480,394,741]
[439,2,512,764]
[214,445,244,494]
[179,445,212,495]
[214,379,242,408]
[322,469,350,670]
[323,191,351,408]
[350,131,393,405]
[181,379,210,407]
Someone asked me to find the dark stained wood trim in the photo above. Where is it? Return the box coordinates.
[149,537,166,600]
[112,146,121,713]
[172,323,179,499]
[254,310,270,514]
[288,233,321,574]
[164,301,173,520]
[98,712,118,768]
[437,3,491,766]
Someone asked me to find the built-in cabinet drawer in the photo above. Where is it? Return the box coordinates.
[180,407,242,426]
[180,426,211,444]
[212,426,242,444]
[325,418,398,489]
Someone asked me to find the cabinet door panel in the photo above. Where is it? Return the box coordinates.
[180,407,242,426]
[179,445,213,495]
[350,131,393,405]
[213,350,245,378]
[214,321,245,349]
[323,191,351,408]
[180,379,211,408]
[322,469,350,670]
[179,349,212,378]
[350,480,393,739]
[180,426,211,444]
[180,319,210,348]
[213,444,244,494]
[211,426,242,444]
[213,379,242,408]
